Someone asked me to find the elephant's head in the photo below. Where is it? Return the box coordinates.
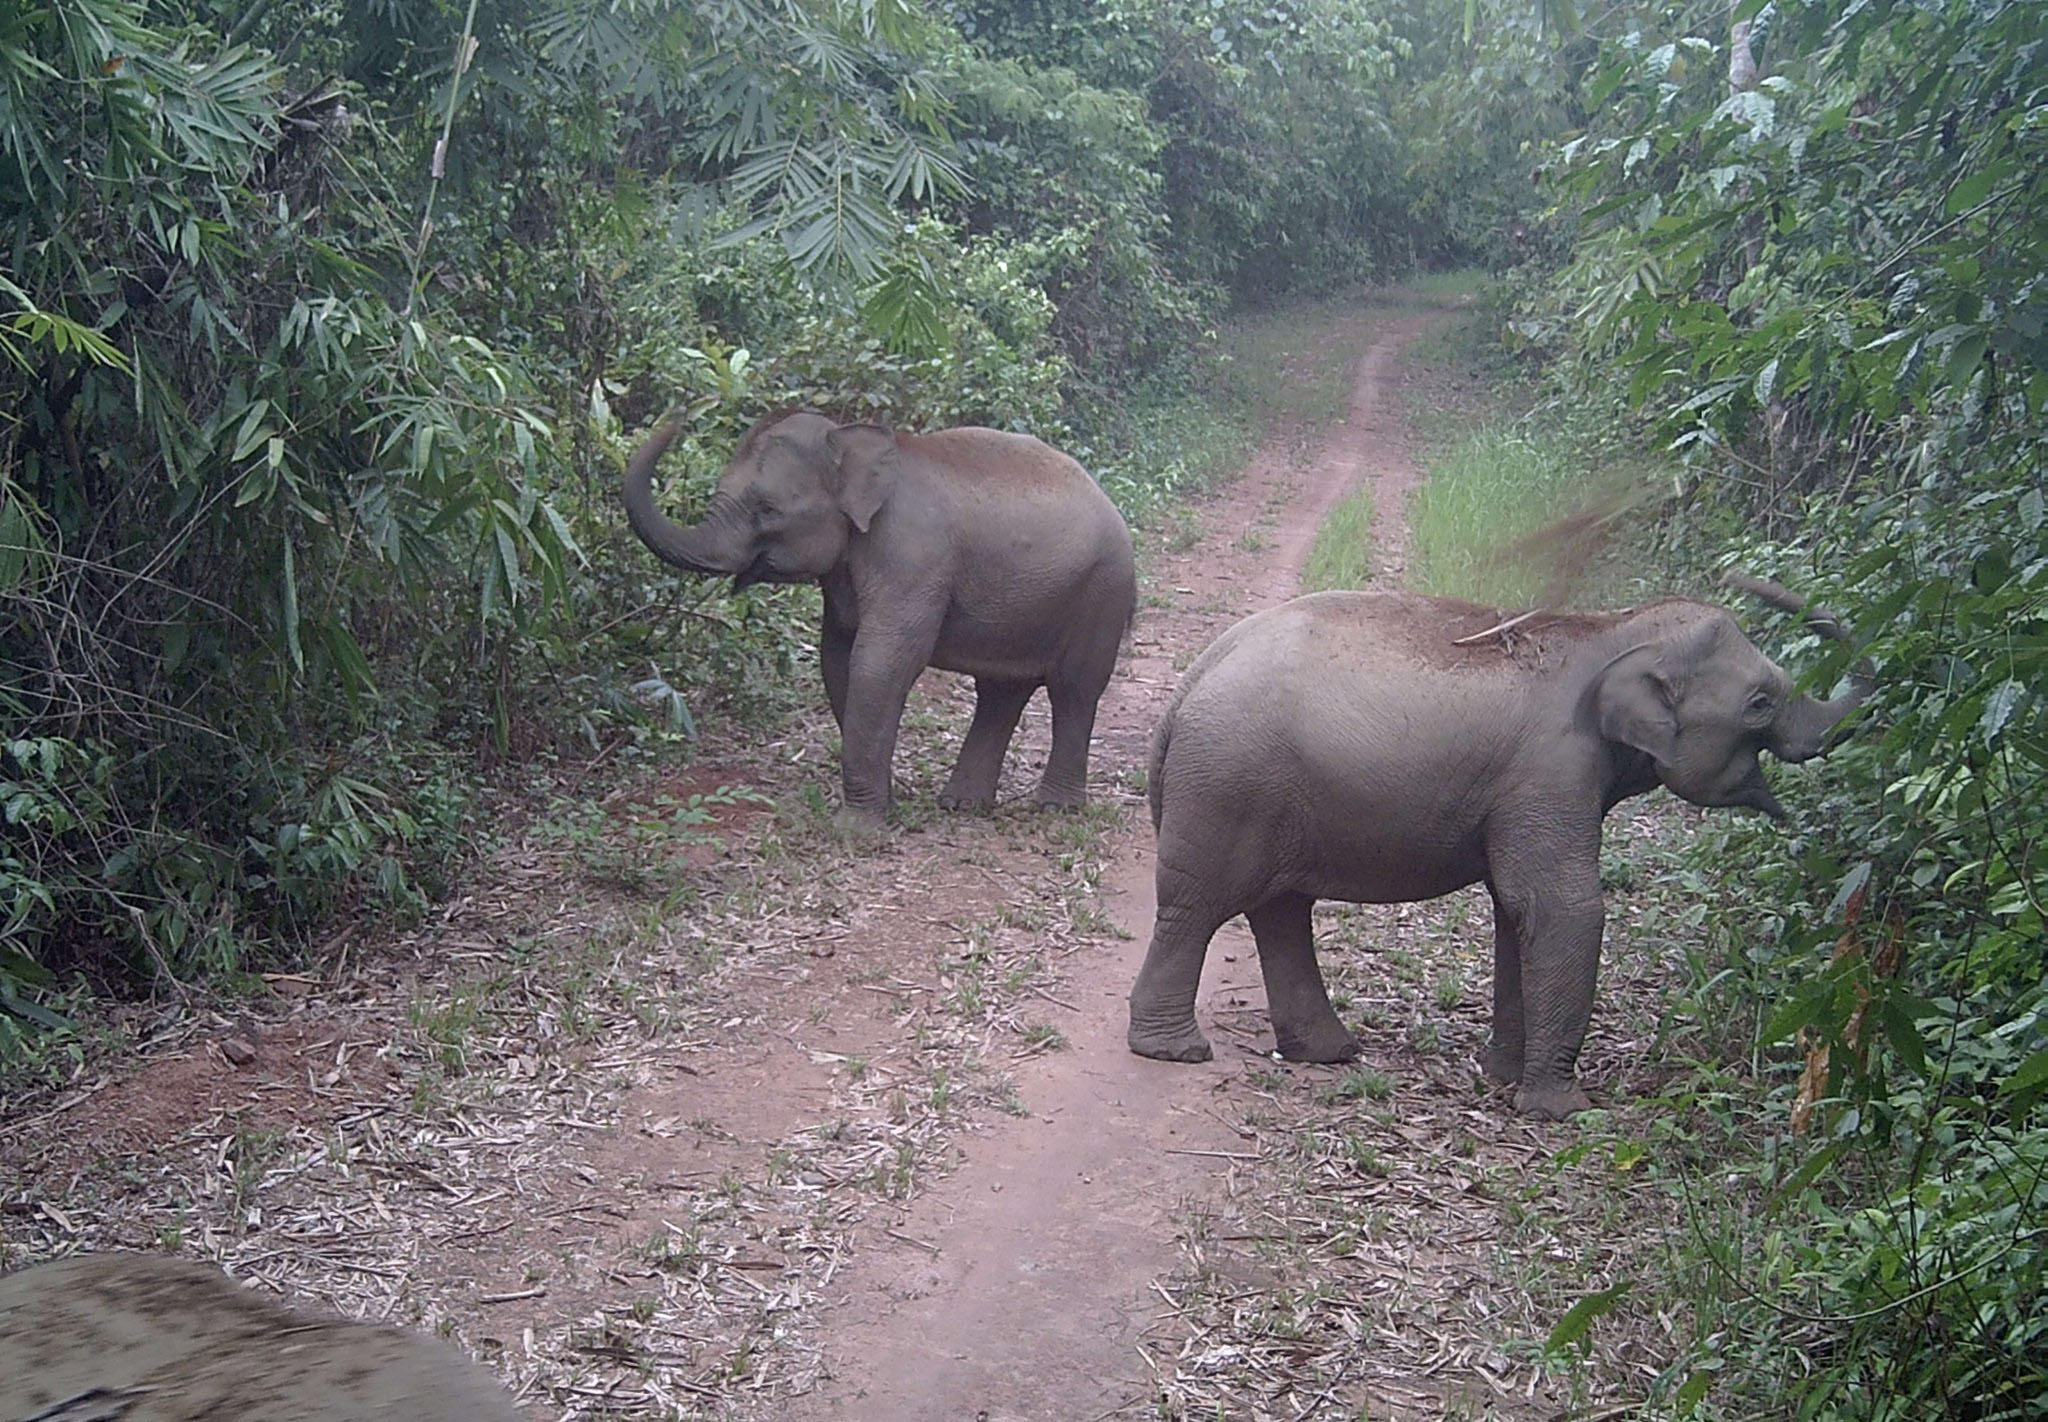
[622,410,900,589]
[1592,585,1871,819]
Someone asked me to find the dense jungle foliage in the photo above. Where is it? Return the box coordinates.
[0,0,1540,1011]
[3,0,2044,1417]
[1508,0,2047,1415]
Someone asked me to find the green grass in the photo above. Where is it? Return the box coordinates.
[1407,426,1652,609]
[1300,486,1376,592]
[1401,267,1493,303]
[1099,293,1388,538]
[1216,303,1365,433]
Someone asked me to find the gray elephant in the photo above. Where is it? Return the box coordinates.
[623,409,1137,832]
[1,1252,522,1419]
[1127,581,1868,1118]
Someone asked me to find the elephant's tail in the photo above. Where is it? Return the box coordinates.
[1147,709,1169,832]
[1145,611,1246,833]
[1149,662,1204,832]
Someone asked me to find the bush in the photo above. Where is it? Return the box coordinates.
[1519,0,2048,1414]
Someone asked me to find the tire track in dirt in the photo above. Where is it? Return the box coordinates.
[785,308,1443,1422]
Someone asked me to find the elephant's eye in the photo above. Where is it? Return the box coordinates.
[1745,689,1776,718]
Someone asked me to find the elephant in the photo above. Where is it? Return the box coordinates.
[0,1252,522,1420]
[1126,579,1870,1119]
[623,409,1138,832]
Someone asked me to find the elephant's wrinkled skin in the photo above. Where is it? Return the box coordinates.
[624,410,1137,831]
[1128,588,1868,1119]
[0,1252,522,1420]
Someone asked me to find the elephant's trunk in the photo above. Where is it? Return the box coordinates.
[1725,571,1875,761]
[621,420,747,575]
[1772,683,1868,763]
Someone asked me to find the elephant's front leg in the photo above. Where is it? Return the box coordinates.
[835,623,936,831]
[1492,863,1605,1120]
[820,617,853,732]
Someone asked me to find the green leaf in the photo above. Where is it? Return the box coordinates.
[2002,1045,2048,1099]
[0,944,55,988]
[1762,983,1829,1046]
[315,619,377,699]
[1754,357,1780,404]
[1769,1141,1847,1207]
[0,982,69,1031]
[1546,1282,1632,1357]
[231,399,272,460]
[1945,161,2010,215]
[1877,997,1928,1076]
[1825,861,1873,923]
[281,538,303,672]
[1944,331,1988,390]
[1676,1368,1715,1412]
[162,619,191,673]
[1979,680,2024,745]
[0,491,38,593]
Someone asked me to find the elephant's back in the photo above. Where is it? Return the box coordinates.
[913,428,1124,516]
[1162,589,1537,794]
[913,428,1134,594]
[1216,589,1627,679]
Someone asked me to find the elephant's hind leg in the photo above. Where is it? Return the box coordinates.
[1037,639,1117,808]
[1128,870,1230,1063]
[1035,686,1098,808]
[940,678,1035,811]
[1247,893,1360,1064]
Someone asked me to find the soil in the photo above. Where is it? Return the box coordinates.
[777,307,1445,1421]
[2,297,1565,1420]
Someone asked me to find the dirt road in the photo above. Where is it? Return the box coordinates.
[782,308,1443,1420]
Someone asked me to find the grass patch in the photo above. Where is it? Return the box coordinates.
[1299,485,1376,592]
[1407,426,1655,608]
[1216,301,1366,434]
[1402,267,1493,303]
[1099,291,1389,540]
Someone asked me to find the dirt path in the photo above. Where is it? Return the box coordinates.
[1,299,1463,1422]
[783,308,1443,1420]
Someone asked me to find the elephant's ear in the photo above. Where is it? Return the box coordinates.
[1593,642,1682,764]
[825,424,901,534]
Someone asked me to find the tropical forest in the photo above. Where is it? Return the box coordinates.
[0,0,2042,1418]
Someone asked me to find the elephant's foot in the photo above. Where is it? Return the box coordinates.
[937,788,996,814]
[1483,1041,1523,1086]
[1514,1078,1593,1120]
[1128,1018,1214,1063]
[1274,1021,1362,1065]
[1029,784,1087,811]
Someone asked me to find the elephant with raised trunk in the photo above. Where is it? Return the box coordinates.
[623,409,1137,832]
[1127,579,1870,1118]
